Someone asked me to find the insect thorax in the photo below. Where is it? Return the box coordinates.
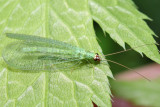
[74,50,95,60]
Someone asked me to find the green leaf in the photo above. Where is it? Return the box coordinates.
[89,0,160,63]
[0,0,112,107]
[111,79,160,107]
[0,0,159,107]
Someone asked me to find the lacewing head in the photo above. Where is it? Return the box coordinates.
[94,53,100,61]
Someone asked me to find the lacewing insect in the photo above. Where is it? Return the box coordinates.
[2,33,102,71]
[2,33,157,80]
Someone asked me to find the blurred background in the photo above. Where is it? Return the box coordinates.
[94,0,160,107]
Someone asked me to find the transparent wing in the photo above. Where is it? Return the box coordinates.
[2,41,83,71]
[6,33,80,51]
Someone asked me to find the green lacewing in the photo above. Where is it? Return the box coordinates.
[2,33,101,71]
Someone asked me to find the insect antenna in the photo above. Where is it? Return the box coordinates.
[100,43,160,81]
[101,59,151,81]
[104,43,160,57]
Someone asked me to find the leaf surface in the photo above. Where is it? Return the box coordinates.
[0,0,112,107]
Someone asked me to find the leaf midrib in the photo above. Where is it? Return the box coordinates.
[44,0,49,106]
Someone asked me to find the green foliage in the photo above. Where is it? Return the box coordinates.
[111,79,160,107]
[0,0,159,107]
[89,0,160,63]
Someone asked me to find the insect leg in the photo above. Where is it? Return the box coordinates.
[84,59,96,71]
